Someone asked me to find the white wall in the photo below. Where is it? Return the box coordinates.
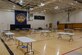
[1,9,82,30]
[53,9,82,28]
[0,11,14,30]
[27,12,53,29]
[70,10,82,23]
[0,10,54,30]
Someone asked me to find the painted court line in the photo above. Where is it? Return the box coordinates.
[0,37,14,55]
[62,46,82,55]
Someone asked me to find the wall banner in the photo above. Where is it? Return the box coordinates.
[15,10,27,25]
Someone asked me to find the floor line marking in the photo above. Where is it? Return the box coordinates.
[0,37,14,55]
[62,46,82,55]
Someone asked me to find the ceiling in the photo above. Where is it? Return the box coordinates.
[0,0,82,14]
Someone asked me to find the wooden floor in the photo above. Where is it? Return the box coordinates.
[0,30,82,55]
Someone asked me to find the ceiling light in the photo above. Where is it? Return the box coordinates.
[30,8,34,10]
[12,5,16,9]
[41,10,46,13]
[19,0,23,5]
[39,3,45,7]
[43,10,46,12]
[54,6,59,9]
[70,3,74,5]
[75,1,78,3]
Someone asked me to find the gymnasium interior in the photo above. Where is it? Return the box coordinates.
[0,0,82,55]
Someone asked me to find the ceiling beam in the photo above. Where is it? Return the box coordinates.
[7,0,22,7]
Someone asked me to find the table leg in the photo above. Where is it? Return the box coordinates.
[17,41,24,48]
[58,34,62,39]
[46,32,50,37]
[24,43,34,55]
[40,32,44,36]
[24,43,28,55]
[7,35,10,41]
[17,41,20,48]
[7,35,13,41]
[69,35,73,42]
[30,43,34,54]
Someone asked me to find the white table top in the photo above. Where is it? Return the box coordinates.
[57,32,74,35]
[39,30,51,32]
[16,37,36,43]
[5,32,14,35]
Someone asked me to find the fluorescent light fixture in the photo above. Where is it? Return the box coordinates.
[19,0,23,5]
[75,1,78,3]
[70,3,74,5]
[41,3,45,6]
[39,3,45,7]
[12,5,16,9]
[41,10,46,13]
[54,6,59,9]
[43,10,46,12]
[30,8,34,10]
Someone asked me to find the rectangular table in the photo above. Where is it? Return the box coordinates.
[39,30,52,37]
[57,32,74,41]
[16,37,36,55]
[5,32,15,40]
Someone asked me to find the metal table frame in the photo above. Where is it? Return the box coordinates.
[16,37,36,55]
[57,32,74,41]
